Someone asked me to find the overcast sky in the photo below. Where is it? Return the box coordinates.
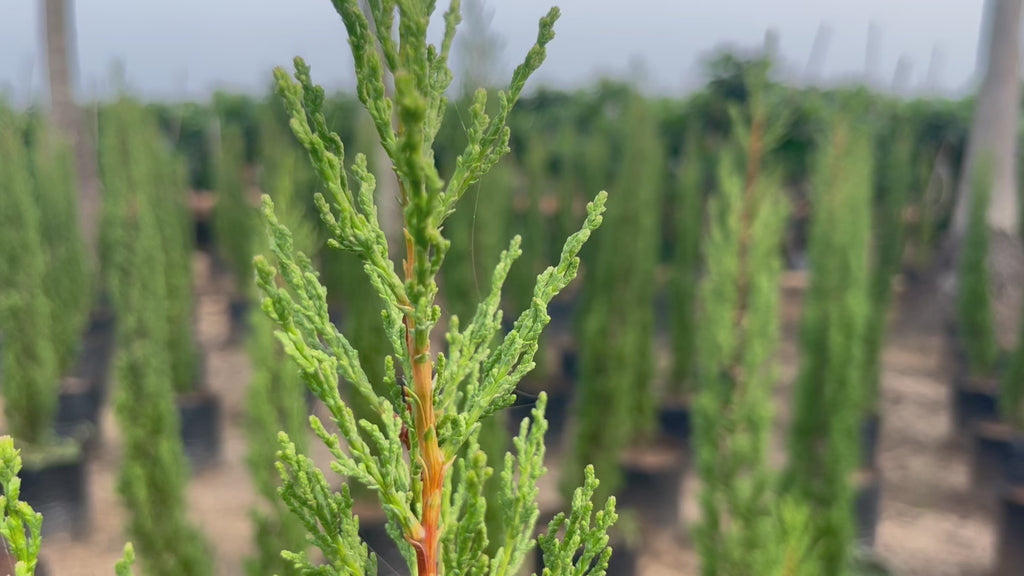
[0,0,990,104]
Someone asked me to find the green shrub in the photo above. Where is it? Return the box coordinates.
[0,110,60,449]
[28,124,93,378]
[568,95,662,503]
[956,156,998,378]
[787,118,874,576]
[863,129,911,409]
[668,126,705,397]
[114,181,212,576]
[692,90,789,576]
[214,123,257,299]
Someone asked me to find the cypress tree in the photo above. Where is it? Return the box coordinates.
[214,123,257,300]
[0,110,61,450]
[568,95,662,503]
[693,94,789,576]
[957,157,999,378]
[668,126,705,398]
[28,124,93,378]
[245,146,316,576]
[114,183,212,576]
[787,117,874,576]
[863,129,911,410]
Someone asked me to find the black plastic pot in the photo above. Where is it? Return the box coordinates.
[855,468,881,549]
[561,346,579,384]
[860,413,881,469]
[619,441,687,528]
[55,377,101,451]
[77,307,116,401]
[19,450,88,539]
[995,488,1024,576]
[952,377,1000,435]
[507,388,571,449]
[178,391,222,474]
[358,509,409,575]
[971,421,1013,498]
[658,398,691,448]
[227,297,251,342]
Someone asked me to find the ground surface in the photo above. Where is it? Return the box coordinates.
[39,261,996,576]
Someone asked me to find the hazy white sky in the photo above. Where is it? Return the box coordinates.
[0,0,989,103]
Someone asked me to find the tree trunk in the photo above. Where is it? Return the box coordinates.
[952,0,1024,348]
[42,0,100,259]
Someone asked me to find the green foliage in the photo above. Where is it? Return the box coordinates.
[215,123,258,298]
[569,96,662,503]
[115,544,138,576]
[99,100,198,396]
[0,111,60,448]
[254,2,614,575]
[245,311,309,576]
[669,127,705,397]
[113,179,212,576]
[1002,286,1024,429]
[0,436,43,576]
[956,157,998,378]
[787,118,874,576]
[693,93,789,576]
[863,129,911,409]
[27,126,93,377]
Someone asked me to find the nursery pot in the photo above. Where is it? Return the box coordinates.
[177,390,222,474]
[618,440,687,528]
[227,297,251,341]
[77,306,116,401]
[970,420,1015,499]
[995,487,1024,576]
[356,504,408,575]
[952,376,1000,435]
[18,447,88,539]
[854,468,881,550]
[860,412,881,469]
[658,397,691,448]
[55,377,101,451]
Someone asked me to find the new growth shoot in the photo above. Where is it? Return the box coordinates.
[256,2,615,576]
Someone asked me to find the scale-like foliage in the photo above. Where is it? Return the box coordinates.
[0,111,60,449]
[254,3,614,575]
[787,118,874,576]
[0,436,43,576]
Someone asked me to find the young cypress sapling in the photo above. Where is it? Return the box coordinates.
[693,92,790,576]
[787,117,874,576]
[956,157,999,379]
[256,3,615,576]
[667,126,705,402]
[0,436,43,576]
[567,94,662,506]
[0,111,61,453]
[245,151,316,576]
[27,126,93,379]
[113,184,212,576]
[863,128,911,415]
[215,123,258,301]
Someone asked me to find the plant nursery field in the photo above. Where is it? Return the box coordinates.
[24,255,993,576]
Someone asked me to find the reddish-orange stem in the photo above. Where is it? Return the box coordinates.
[401,229,444,576]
